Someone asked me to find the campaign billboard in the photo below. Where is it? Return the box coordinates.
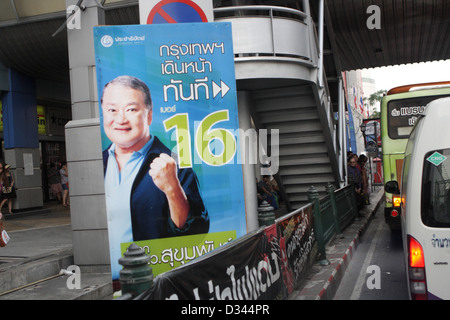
[93,23,246,279]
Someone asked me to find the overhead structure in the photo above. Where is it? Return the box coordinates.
[325,0,450,71]
[0,0,449,85]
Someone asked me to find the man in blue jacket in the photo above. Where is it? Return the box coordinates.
[101,75,209,279]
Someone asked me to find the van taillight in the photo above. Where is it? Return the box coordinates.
[408,235,427,300]
[409,236,425,268]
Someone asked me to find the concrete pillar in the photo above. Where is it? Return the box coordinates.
[65,0,110,272]
[2,69,43,210]
[237,91,259,231]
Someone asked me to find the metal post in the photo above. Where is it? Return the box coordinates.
[118,243,153,299]
[258,201,275,226]
[237,91,259,231]
[269,8,276,56]
[326,183,342,235]
[308,186,330,265]
[318,0,324,88]
[338,77,346,187]
[302,0,311,16]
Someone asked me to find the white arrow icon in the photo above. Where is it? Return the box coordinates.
[212,80,230,99]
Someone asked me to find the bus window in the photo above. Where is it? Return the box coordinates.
[387,95,450,139]
[421,149,450,227]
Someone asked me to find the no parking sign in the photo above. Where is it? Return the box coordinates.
[139,0,214,24]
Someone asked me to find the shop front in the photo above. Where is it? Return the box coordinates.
[0,100,71,203]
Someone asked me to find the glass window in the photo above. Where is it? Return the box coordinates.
[387,95,450,139]
[421,149,450,227]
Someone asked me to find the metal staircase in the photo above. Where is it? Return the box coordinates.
[250,83,339,209]
[215,3,345,211]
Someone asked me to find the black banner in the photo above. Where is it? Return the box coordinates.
[274,205,315,295]
[145,205,315,300]
[148,225,286,300]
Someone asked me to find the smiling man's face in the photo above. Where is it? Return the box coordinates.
[102,83,153,153]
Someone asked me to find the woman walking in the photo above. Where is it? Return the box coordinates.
[0,163,16,214]
[60,161,70,207]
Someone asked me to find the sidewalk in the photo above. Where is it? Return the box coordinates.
[0,202,112,300]
[0,202,72,258]
[289,186,384,300]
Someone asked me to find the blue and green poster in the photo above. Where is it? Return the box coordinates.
[94,22,246,279]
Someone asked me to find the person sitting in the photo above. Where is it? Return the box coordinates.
[258,175,278,209]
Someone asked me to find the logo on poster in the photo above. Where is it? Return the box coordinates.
[101,35,114,48]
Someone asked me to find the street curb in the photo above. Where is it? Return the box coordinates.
[289,187,384,300]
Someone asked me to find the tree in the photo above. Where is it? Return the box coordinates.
[364,90,386,118]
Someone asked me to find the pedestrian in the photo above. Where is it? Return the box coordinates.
[258,175,278,209]
[347,156,364,210]
[0,164,16,214]
[0,162,4,219]
[47,162,62,203]
[60,161,70,207]
[358,154,370,205]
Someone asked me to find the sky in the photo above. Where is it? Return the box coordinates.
[366,59,450,92]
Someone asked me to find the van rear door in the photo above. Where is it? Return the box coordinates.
[420,149,450,300]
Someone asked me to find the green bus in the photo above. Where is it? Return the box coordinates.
[381,81,450,231]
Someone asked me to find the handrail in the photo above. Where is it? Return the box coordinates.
[214,5,313,63]
[214,5,308,20]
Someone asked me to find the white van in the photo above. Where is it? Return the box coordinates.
[386,97,450,300]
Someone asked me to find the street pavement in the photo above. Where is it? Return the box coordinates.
[289,186,384,300]
[0,226,71,262]
[0,203,72,257]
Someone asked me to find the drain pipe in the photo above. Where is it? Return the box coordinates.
[318,0,324,88]
[338,77,346,187]
[237,91,259,232]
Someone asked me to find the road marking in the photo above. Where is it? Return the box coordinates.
[350,216,384,300]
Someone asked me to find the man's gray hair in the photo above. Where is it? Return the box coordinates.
[101,75,153,110]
